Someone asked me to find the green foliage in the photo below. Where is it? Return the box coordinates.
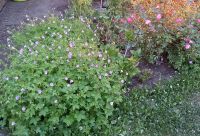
[0,44,10,70]
[91,12,120,45]
[0,18,139,135]
[167,19,200,70]
[69,0,93,17]
[107,0,132,16]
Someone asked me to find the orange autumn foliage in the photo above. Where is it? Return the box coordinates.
[130,0,200,29]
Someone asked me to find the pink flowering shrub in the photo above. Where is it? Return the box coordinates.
[88,0,199,70]
[111,1,200,69]
[0,18,139,135]
[167,18,200,70]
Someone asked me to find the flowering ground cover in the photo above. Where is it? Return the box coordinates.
[0,17,139,135]
[0,0,200,135]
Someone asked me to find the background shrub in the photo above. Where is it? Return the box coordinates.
[111,0,200,69]
[0,18,139,135]
[68,0,93,16]
[130,0,199,29]
[167,18,200,70]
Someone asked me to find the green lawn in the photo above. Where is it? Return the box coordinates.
[108,68,200,136]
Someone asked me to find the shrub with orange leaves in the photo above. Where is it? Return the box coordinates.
[130,0,200,29]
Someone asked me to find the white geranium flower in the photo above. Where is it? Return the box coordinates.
[98,75,102,80]
[110,102,114,106]
[50,83,54,87]
[54,100,58,103]
[11,122,16,126]
[108,59,111,63]
[79,126,83,131]
[64,77,68,81]
[70,80,74,84]
[22,106,26,112]
[37,90,42,94]
[44,70,48,75]
[21,88,25,93]
[98,53,103,58]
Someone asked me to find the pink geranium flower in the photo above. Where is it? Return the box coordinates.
[176,18,183,23]
[145,20,151,25]
[156,14,162,20]
[189,40,193,44]
[184,38,191,43]
[131,13,137,19]
[127,17,133,24]
[184,38,193,44]
[196,19,200,23]
[184,44,191,50]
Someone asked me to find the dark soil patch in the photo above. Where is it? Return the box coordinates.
[130,60,176,89]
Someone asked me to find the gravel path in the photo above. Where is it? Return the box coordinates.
[0,0,67,44]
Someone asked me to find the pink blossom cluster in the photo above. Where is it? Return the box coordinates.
[184,38,193,50]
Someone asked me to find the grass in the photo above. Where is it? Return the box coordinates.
[108,67,200,136]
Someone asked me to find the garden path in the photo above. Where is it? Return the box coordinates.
[0,0,67,44]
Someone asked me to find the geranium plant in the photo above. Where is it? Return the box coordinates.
[0,18,139,135]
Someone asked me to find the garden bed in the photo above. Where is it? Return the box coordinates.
[0,0,200,135]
